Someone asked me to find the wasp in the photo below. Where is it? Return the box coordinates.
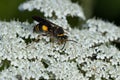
[32,16,77,49]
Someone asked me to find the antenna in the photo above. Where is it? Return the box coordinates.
[61,39,77,50]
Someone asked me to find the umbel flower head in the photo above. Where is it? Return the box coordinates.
[0,0,120,80]
[19,0,85,19]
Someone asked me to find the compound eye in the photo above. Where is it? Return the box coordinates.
[63,35,68,39]
[57,27,64,34]
[59,35,68,40]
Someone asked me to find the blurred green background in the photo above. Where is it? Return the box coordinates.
[0,0,120,25]
[0,0,42,23]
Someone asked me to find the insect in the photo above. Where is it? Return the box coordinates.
[32,16,77,49]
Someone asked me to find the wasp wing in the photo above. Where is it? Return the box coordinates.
[32,16,62,28]
[32,16,47,22]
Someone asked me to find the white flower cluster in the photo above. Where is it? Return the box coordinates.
[0,0,120,80]
[0,18,120,80]
[82,19,120,48]
[19,0,85,20]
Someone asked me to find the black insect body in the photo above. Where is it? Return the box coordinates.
[32,16,76,49]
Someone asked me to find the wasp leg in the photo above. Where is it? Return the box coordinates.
[61,41,66,50]
[44,32,54,49]
[41,33,47,36]
[57,39,66,50]
[31,35,40,43]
